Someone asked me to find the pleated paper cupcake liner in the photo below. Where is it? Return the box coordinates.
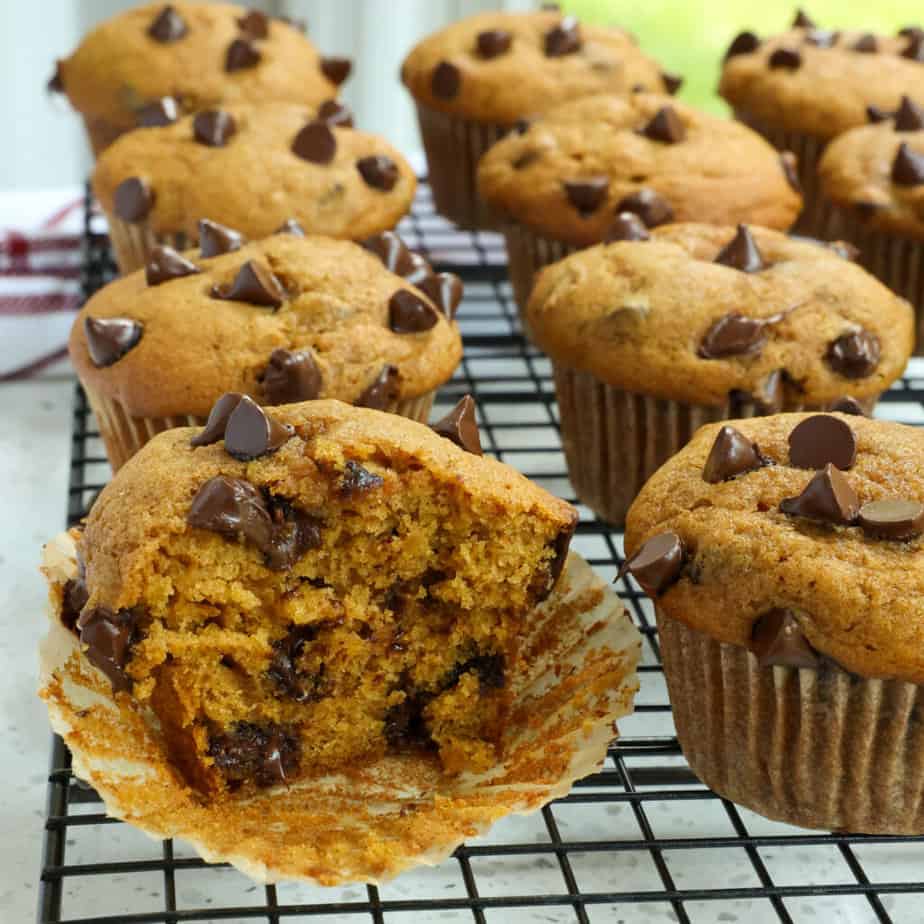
[657,608,924,834]
[502,223,578,323]
[105,218,192,276]
[552,363,878,528]
[415,103,510,230]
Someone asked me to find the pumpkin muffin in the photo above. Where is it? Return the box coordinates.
[48,2,347,155]
[624,412,924,833]
[401,8,673,229]
[69,228,463,470]
[477,93,802,310]
[719,10,924,233]
[92,101,415,273]
[527,222,913,525]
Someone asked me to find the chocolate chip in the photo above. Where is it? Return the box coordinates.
[363,231,411,273]
[563,177,609,214]
[789,414,857,470]
[616,188,673,227]
[698,313,767,359]
[891,142,924,185]
[780,151,801,193]
[618,531,686,596]
[188,475,273,548]
[389,289,440,333]
[145,245,200,286]
[895,96,924,132]
[769,48,802,70]
[47,61,63,93]
[725,31,760,59]
[291,120,336,164]
[320,56,352,85]
[661,71,684,94]
[275,218,305,236]
[268,625,330,702]
[256,496,321,567]
[830,396,866,415]
[339,460,384,498]
[357,155,399,191]
[356,365,399,409]
[237,10,268,39]
[867,104,892,123]
[548,519,576,591]
[61,575,89,634]
[84,317,142,367]
[208,722,300,787]
[113,177,154,222]
[190,392,244,447]
[858,498,924,540]
[899,25,924,39]
[642,106,686,143]
[226,38,261,71]
[751,609,818,669]
[148,5,187,42]
[431,395,482,455]
[514,118,532,134]
[317,99,353,128]
[136,96,179,127]
[852,33,878,53]
[476,29,512,58]
[199,219,245,257]
[223,396,293,460]
[703,425,767,483]
[780,464,859,525]
[262,348,322,404]
[604,212,651,242]
[418,272,463,320]
[903,34,924,61]
[792,9,816,28]
[545,16,582,56]
[825,330,880,378]
[431,60,461,99]
[212,260,285,308]
[714,224,765,273]
[192,109,236,147]
[804,29,838,47]
[78,606,144,692]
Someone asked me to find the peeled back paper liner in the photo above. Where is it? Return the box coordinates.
[657,607,924,834]
[39,531,641,885]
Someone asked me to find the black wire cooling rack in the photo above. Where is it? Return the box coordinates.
[38,184,924,924]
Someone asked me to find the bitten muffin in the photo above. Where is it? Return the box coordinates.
[818,98,924,350]
[401,9,673,229]
[92,102,415,273]
[68,228,463,470]
[57,397,578,792]
[49,2,347,155]
[477,93,802,309]
[527,222,913,525]
[624,412,924,833]
[719,10,924,233]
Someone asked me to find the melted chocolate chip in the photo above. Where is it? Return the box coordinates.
[725,31,760,59]
[187,475,273,548]
[895,96,924,132]
[604,212,651,242]
[616,189,673,227]
[431,395,482,455]
[389,289,440,333]
[61,576,89,633]
[263,496,323,570]
[792,9,816,28]
[145,245,199,286]
[780,151,801,193]
[618,532,686,596]
[320,56,352,85]
[226,38,261,71]
[237,10,269,39]
[275,218,305,236]
[714,224,765,273]
[190,392,244,447]
[339,460,384,498]
[199,219,245,258]
[698,313,767,359]
[148,5,187,43]
[825,330,880,379]
[356,365,400,409]
[544,16,582,56]
[892,142,924,186]
[262,349,322,404]
[662,71,684,94]
[476,29,512,58]
[77,606,144,692]
[208,722,300,787]
[867,104,892,123]
[751,609,818,668]
[192,109,236,147]
[769,47,802,70]
[830,396,866,415]
[563,177,609,214]
[84,317,142,367]
[789,414,857,470]
[357,155,399,191]
[212,260,285,308]
[317,99,353,127]
[268,625,330,702]
[780,463,859,525]
[113,177,154,222]
[703,426,767,483]
[852,33,878,53]
[548,519,576,592]
[418,272,463,320]
[431,60,461,99]
[291,120,337,164]
[858,499,924,540]
[642,106,686,143]
[223,396,293,460]
[136,96,179,127]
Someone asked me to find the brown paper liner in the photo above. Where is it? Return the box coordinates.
[552,364,878,527]
[83,385,437,473]
[656,609,924,834]
[503,223,579,322]
[415,103,510,230]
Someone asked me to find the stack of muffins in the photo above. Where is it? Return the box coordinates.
[38,0,924,883]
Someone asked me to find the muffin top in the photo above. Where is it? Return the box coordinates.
[53,3,343,135]
[526,223,913,406]
[92,103,415,241]
[624,413,924,683]
[477,94,802,245]
[68,229,463,419]
[719,14,924,139]
[401,9,671,124]
[819,99,924,240]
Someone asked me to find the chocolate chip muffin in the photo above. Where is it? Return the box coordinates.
[719,11,924,234]
[401,9,674,229]
[526,222,913,525]
[49,2,347,156]
[818,99,924,350]
[57,396,577,793]
[624,411,924,833]
[92,101,415,274]
[69,228,463,470]
[477,93,803,310]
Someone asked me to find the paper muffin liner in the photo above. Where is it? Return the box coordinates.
[39,532,641,885]
[656,608,924,834]
[82,384,437,473]
[502,223,579,324]
[552,363,878,527]
[104,217,191,276]
[415,103,510,230]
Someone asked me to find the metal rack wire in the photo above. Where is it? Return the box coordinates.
[38,184,924,924]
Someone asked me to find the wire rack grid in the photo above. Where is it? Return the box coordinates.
[37,183,924,924]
